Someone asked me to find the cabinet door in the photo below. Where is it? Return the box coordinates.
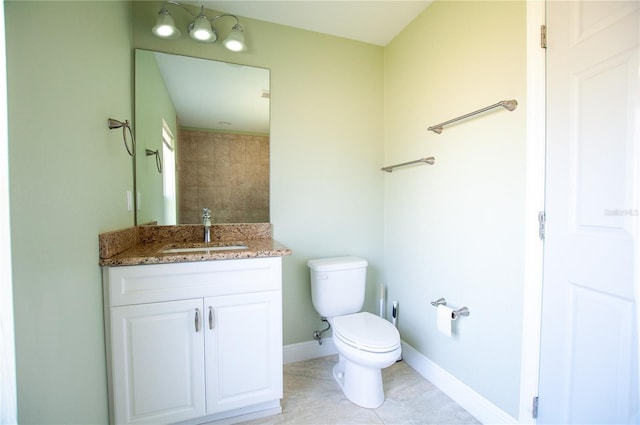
[205,291,283,414]
[110,299,206,424]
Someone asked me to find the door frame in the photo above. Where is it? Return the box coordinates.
[519,0,546,422]
[0,0,17,422]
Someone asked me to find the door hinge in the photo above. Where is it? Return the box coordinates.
[532,396,539,419]
[538,211,546,240]
[540,25,547,48]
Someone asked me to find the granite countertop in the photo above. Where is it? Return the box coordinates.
[99,223,292,267]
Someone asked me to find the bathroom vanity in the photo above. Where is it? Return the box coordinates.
[99,224,291,425]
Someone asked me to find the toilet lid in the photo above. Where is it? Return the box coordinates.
[332,312,400,353]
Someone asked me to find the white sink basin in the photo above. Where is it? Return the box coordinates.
[162,245,248,254]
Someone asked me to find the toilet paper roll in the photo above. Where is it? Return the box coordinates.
[437,304,454,337]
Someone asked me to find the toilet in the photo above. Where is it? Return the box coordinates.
[308,256,401,409]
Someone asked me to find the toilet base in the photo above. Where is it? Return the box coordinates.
[332,354,384,409]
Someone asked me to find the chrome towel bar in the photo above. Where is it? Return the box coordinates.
[381,156,435,173]
[428,99,518,134]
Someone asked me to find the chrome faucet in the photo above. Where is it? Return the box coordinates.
[202,208,211,243]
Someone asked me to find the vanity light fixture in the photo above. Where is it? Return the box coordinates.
[152,1,247,52]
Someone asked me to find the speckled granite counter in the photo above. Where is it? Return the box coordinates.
[99,223,291,266]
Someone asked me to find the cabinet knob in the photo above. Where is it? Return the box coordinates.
[195,308,200,332]
[208,306,214,330]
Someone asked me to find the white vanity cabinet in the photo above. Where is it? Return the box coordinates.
[103,257,283,425]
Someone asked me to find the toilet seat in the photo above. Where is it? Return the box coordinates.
[332,312,400,353]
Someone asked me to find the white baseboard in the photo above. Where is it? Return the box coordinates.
[400,341,518,424]
[283,338,337,364]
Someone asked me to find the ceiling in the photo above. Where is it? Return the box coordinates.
[153,52,270,133]
[187,1,433,46]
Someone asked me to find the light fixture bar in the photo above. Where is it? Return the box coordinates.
[152,1,247,52]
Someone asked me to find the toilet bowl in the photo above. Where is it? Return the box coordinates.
[308,256,402,409]
[330,312,401,408]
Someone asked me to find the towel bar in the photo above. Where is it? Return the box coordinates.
[381,157,435,173]
[428,100,518,134]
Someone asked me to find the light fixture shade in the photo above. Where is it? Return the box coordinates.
[152,8,180,40]
[189,15,217,42]
[151,3,247,52]
[222,24,246,52]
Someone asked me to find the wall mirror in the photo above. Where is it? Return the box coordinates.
[134,49,270,225]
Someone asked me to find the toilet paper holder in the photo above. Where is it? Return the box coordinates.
[430,298,470,320]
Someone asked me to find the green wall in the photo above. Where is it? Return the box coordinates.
[7,1,386,422]
[6,1,133,423]
[6,0,528,422]
[130,1,388,345]
[384,1,527,417]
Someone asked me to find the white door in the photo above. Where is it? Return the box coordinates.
[110,299,206,424]
[205,291,283,414]
[538,1,639,423]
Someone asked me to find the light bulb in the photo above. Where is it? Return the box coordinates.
[152,8,180,40]
[189,16,217,42]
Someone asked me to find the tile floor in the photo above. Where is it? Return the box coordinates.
[240,355,480,424]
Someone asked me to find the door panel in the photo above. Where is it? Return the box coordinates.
[205,291,283,414]
[538,1,639,423]
[110,299,206,424]
[566,284,635,423]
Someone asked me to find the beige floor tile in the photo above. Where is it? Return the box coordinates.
[240,355,479,425]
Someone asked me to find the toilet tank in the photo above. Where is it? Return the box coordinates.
[307,256,368,318]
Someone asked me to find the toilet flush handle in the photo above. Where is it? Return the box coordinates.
[317,274,328,280]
